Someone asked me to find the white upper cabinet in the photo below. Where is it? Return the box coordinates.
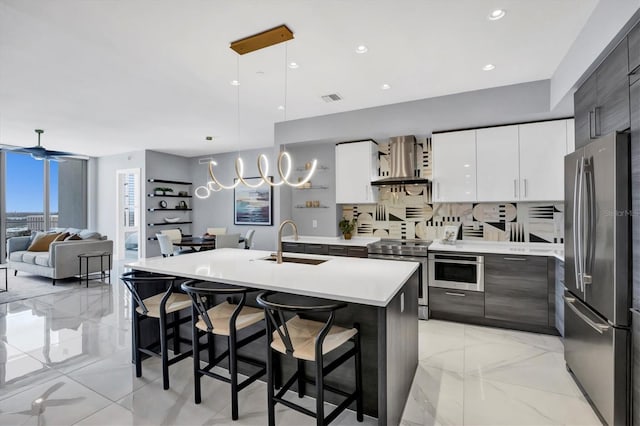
[432,130,477,202]
[335,140,377,204]
[519,120,569,201]
[476,125,520,202]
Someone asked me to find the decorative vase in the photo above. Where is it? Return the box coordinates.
[343,232,352,240]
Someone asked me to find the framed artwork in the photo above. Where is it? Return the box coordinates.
[234,177,273,226]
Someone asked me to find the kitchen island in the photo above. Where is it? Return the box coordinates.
[126,248,420,426]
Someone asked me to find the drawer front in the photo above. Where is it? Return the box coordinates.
[429,287,484,318]
[347,246,368,258]
[304,244,328,255]
[281,242,305,253]
[328,245,348,257]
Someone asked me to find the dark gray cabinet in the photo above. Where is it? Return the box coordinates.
[283,242,368,258]
[304,244,328,255]
[429,287,484,318]
[281,242,305,253]
[484,254,549,327]
[629,23,640,74]
[574,39,630,149]
[631,80,640,311]
[632,309,640,426]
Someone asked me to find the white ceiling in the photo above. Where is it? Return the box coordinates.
[0,0,598,158]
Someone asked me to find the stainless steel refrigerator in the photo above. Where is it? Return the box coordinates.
[564,131,631,426]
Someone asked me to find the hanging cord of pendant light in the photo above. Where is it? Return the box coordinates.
[257,41,317,187]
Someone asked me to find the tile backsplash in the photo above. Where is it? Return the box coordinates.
[341,139,564,243]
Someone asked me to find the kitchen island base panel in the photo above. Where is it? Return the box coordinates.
[131,270,419,426]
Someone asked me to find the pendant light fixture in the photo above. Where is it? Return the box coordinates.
[195,25,317,198]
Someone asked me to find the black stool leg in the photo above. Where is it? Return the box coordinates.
[355,325,363,422]
[159,312,170,390]
[229,332,239,421]
[297,359,305,398]
[133,310,142,378]
[316,354,324,426]
[173,311,181,355]
[192,306,202,404]
[266,321,276,426]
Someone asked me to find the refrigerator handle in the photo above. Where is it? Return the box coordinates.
[574,157,584,292]
[583,159,595,285]
[572,158,580,291]
[573,157,584,292]
[565,296,610,334]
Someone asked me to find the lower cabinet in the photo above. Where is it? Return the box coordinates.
[283,242,368,258]
[484,254,549,327]
[281,242,305,253]
[429,254,558,334]
[430,287,484,318]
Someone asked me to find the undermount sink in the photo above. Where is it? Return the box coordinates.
[261,255,328,265]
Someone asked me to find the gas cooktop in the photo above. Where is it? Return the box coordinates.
[367,239,432,256]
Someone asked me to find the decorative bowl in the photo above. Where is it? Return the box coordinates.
[164,217,181,223]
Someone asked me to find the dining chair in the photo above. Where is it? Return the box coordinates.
[206,227,227,235]
[120,271,193,390]
[256,291,363,426]
[160,228,182,243]
[157,233,190,256]
[243,229,255,249]
[215,233,241,249]
[180,280,266,420]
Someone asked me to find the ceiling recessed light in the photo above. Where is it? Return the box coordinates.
[288,62,299,69]
[488,9,506,20]
[380,83,391,90]
[277,105,285,111]
[482,64,495,71]
[355,45,368,54]
[230,80,240,86]
[463,164,471,168]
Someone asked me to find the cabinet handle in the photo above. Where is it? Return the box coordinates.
[503,257,527,261]
[588,110,595,139]
[445,292,466,297]
[594,106,601,137]
[524,178,528,198]
[513,179,518,198]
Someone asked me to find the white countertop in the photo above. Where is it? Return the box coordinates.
[281,235,380,247]
[125,248,418,307]
[428,240,564,261]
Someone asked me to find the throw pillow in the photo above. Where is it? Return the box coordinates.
[55,232,70,241]
[27,232,62,252]
[65,233,82,241]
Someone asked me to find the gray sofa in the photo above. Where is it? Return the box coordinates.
[7,229,113,285]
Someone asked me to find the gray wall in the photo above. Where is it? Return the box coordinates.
[189,147,284,251]
[57,158,87,228]
[145,150,192,257]
[275,80,571,145]
[94,150,145,254]
[287,143,340,236]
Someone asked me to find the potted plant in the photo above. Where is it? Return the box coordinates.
[154,187,174,195]
[338,217,356,240]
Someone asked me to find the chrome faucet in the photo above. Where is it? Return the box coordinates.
[277,219,299,264]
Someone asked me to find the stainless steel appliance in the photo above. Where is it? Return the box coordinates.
[564,131,631,426]
[371,135,430,186]
[428,253,484,292]
[368,239,431,320]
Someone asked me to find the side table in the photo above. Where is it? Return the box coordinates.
[0,264,7,293]
[78,252,111,288]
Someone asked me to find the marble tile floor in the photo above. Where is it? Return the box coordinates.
[0,270,602,425]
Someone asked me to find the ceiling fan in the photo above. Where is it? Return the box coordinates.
[1,129,77,160]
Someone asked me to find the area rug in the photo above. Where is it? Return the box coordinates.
[0,270,84,304]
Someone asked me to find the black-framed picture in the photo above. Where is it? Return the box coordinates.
[234,177,273,226]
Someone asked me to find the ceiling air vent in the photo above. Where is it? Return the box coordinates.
[321,93,343,103]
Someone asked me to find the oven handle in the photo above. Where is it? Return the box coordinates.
[428,258,481,265]
[368,254,427,263]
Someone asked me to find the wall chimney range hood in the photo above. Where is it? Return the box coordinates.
[371,135,430,186]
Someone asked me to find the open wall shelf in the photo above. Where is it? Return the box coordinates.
[147,179,192,185]
[148,221,192,226]
[147,194,193,198]
[147,208,192,212]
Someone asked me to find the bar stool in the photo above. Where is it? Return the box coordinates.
[256,291,363,426]
[120,271,193,390]
[180,280,267,421]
